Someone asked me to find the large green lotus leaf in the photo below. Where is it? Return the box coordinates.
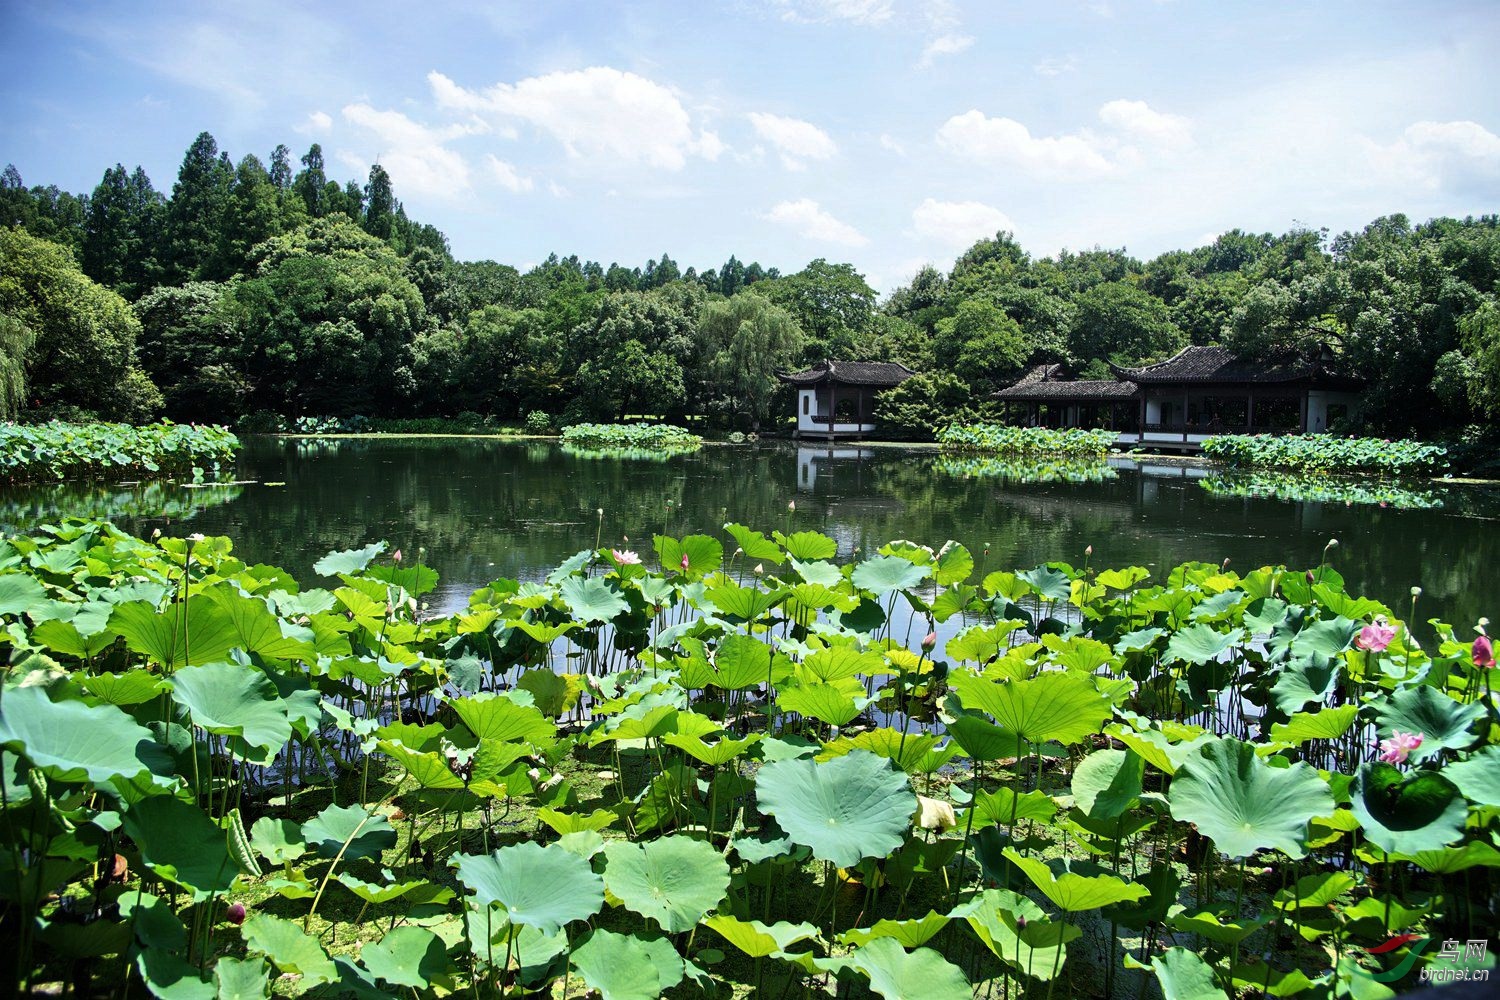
[124,797,242,898]
[818,729,957,775]
[775,529,838,561]
[755,750,916,867]
[951,669,1111,746]
[1168,737,1333,859]
[1269,705,1358,744]
[791,558,844,587]
[950,888,1079,982]
[934,541,973,586]
[711,633,789,690]
[777,682,863,727]
[1165,624,1242,665]
[800,645,887,682]
[1295,616,1360,658]
[703,579,782,621]
[723,523,785,565]
[313,542,387,577]
[202,587,315,661]
[970,786,1058,826]
[703,915,819,958]
[1269,658,1339,714]
[170,662,292,764]
[1152,947,1229,1000]
[241,913,337,988]
[559,576,629,623]
[840,911,949,949]
[1392,840,1500,874]
[31,617,119,659]
[454,841,604,936]
[1071,748,1144,819]
[450,694,556,746]
[359,927,451,989]
[0,573,48,617]
[603,836,730,933]
[945,715,1024,762]
[137,948,216,1000]
[1445,746,1500,806]
[1166,909,1270,945]
[364,563,439,598]
[248,817,305,866]
[301,804,397,861]
[78,670,164,706]
[0,685,154,784]
[662,732,760,766]
[1350,762,1467,854]
[110,597,239,669]
[1373,686,1483,761]
[213,957,271,1000]
[847,938,971,1000]
[337,872,454,906]
[1106,725,1214,776]
[852,555,929,595]
[515,668,582,717]
[1005,849,1148,911]
[570,927,679,1000]
[654,533,723,578]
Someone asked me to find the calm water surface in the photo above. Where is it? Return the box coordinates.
[4,437,1496,629]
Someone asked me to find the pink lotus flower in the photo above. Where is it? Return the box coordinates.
[1473,635,1495,669]
[1377,730,1423,765]
[392,549,403,563]
[680,553,691,572]
[611,549,641,565]
[226,902,247,925]
[1355,621,1397,653]
[921,631,937,652]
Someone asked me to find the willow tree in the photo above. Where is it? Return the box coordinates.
[0,313,34,417]
[698,291,803,431]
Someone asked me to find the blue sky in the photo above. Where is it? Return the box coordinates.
[3,1,1497,290]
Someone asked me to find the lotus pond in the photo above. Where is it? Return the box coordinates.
[1,438,1498,999]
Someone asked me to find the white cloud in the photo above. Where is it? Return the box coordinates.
[1363,119,1500,195]
[1099,99,1192,147]
[775,0,896,25]
[484,155,534,194]
[911,198,1017,248]
[764,198,869,246]
[747,112,837,169]
[879,133,907,155]
[295,110,333,134]
[428,67,722,171]
[1034,55,1078,77]
[918,32,973,68]
[340,103,485,198]
[936,110,1114,176]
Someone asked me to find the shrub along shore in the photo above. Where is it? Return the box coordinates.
[0,519,1493,997]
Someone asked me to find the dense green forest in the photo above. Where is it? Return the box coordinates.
[1,131,1497,439]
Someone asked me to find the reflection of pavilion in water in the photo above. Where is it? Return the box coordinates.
[795,443,879,493]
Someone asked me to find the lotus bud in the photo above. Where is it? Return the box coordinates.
[734,547,743,556]
[527,768,543,782]
[1085,545,1093,556]
[922,631,937,653]
[754,563,764,575]
[1221,558,1230,569]
[1325,538,1339,550]
[188,532,206,542]
[597,508,604,517]
[226,902,247,926]
[1305,570,1315,583]
[1411,586,1422,598]
[680,553,691,572]
[1015,916,1027,930]
[151,528,162,540]
[1474,634,1496,669]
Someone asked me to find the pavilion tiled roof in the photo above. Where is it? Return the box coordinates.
[993,379,1139,402]
[777,360,915,388]
[1113,345,1360,386]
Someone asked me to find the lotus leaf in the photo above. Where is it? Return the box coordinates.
[1270,705,1359,743]
[777,682,863,726]
[1444,746,1500,806]
[213,957,271,1000]
[723,523,785,564]
[1152,947,1229,1000]
[453,841,603,936]
[1349,763,1467,854]
[951,888,1079,982]
[653,533,723,578]
[570,927,682,1000]
[359,927,451,989]
[1071,748,1144,819]
[775,529,837,561]
[313,542,387,577]
[0,685,154,784]
[559,575,629,623]
[124,796,243,898]
[603,836,730,932]
[301,803,397,861]
[852,555,929,595]
[945,715,1024,761]
[662,731,760,765]
[1374,685,1483,761]
[952,669,1111,746]
[1165,624,1241,665]
[755,749,916,867]
[703,915,820,958]
[241,913,337,988]
[1168,737,1332,859]
[170,662,292,764]
[840,910,949,948]
[1005,849,1148,911]
[110,597,239,668]
[450,694,555,746]
[1167,908,1270,944]
[847,938,972,1000]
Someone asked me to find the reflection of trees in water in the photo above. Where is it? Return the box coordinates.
[72,437,1498,630]
[1201,473,1444,509]
[0,481,243,534]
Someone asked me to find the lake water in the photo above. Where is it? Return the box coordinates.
[3,436,1496,630]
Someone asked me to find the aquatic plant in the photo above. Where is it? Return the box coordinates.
[936,424,1117,458]
[1200,470,1446,508]
[1202,433,1449,477]
[0,520,1493,997]
[560,422,703,453]
[0,420,239,483]
[933,454,1118,484]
